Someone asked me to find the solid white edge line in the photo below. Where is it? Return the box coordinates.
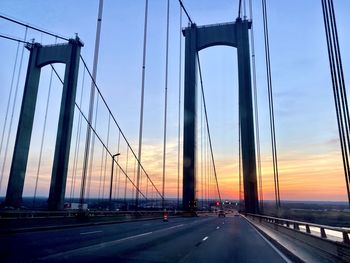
[242,215,292,263]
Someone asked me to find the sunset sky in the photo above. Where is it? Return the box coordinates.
[0,0,349,202]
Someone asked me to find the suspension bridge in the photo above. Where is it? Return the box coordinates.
[0,0,349,262]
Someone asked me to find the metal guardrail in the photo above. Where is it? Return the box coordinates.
[0,209,218,219]
[247,213,350,244]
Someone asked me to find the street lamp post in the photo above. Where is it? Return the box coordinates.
[109,153,120,208]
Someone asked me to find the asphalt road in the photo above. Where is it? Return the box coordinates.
[0,214,289,262]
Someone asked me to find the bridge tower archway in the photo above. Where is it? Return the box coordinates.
[5,37,83,210]
[182,18,259,213]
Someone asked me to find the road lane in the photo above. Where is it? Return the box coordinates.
[181,215,289,263]
[0,216,211,262]
[0,215,289,262]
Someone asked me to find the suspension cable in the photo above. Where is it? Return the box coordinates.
[178,0,193,24]
[262,0,280,208]
[238,0,242,18]
[0,14,69,41]
[0,33,29,44]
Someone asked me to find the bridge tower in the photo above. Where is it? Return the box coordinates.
[5,37,83,210]
[182,18,259,213]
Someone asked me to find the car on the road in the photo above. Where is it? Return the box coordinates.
[218,210,225,217]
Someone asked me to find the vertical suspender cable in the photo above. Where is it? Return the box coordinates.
[201,90,204,208]
[101,114,111,199]
[238,61,243,206]
[113,131,121,200]
[33,38,57,207]
[162,0,170,209]
[206,125,209,207]
[124,147,129,204]
[262,0,280,208]
[243,0,247,19]
[146,172,148,198]
[0,42,19,191]
[0,27,27,192]
[80,0,104,206]
[98,144,105,201]
[0,42,19,164]
[197,55,222,205]
[177,6,183,209]
[136,0,149,209]
[204,117,207,207]
[87,94,100,199]
[70,68,85,201]
[238,124,243,206]
[117,147,122,200]
[132,154,137,202]
[249,0,263,211]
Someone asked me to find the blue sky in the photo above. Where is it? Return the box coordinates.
[0,0,349,201]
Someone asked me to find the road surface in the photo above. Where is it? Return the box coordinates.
[0,214,289,262]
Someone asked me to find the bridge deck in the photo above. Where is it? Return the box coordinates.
[0,215,287,262]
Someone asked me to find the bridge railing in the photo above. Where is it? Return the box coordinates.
[246,213,350,244]
[0,210,183,219]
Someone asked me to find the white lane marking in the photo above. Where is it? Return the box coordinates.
[116,231,153,242]
[161,224,184,231]
[80,231,102,235]
[41,231,153,260]
[222,222,225,225]
[202,236,208,241]
[40,224,185,260]
[216,226,220,230]
[253,229,292,263]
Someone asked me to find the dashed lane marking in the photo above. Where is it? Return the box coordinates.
[80,231,102,235]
